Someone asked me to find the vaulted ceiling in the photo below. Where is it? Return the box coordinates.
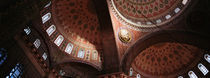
[40,0,210,77]
[1,0,209,77]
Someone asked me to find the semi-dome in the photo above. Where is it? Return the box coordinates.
[132,42,201,77]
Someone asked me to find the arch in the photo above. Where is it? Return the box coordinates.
[46,25,56,36]
[121,30,210,74]
[53,58,102,71]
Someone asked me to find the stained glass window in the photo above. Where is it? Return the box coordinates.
[6,63,23,78]
[77,49,85,58]
[0,48,7,66]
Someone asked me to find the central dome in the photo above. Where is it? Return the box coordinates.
[110,0,190,29]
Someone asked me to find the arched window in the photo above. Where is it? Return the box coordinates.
[129,68,133,76]
[146,21,152,25]
[42,52,47,60]
[92,50,98,60]
[77,49,85,58]
[0,48,7,66]
[24,27,31,35]
[44,1,51,8]
[156,19,162,23]
[182,0,188,5]
[204,54,210,63]
[46,25,56,36]
[198,63,209,75]
[165,15,171,19]
[6,63,23,78]
[54,35,64,46]
[136,74,141,78]
[65,43,73,54]
[33,39,41,49]
[174,8,181,13]
[178,76,183,78]
[42,13,51,24]
[188,71,198,78]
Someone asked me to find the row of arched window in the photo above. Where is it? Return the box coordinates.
[178,54,209,78]
[111,0,190,26]
[40,2,100,62]
[151,0,189,25]
[24,26,48,61]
